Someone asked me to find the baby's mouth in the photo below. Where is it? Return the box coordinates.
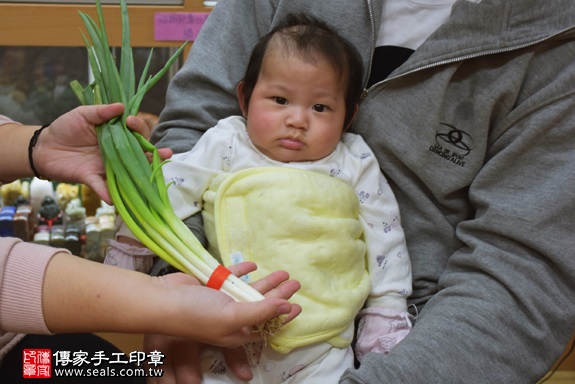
[279,138,304,149]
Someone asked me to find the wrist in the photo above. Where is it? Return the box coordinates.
[29,124,51,180]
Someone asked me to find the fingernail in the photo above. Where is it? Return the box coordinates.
[239,364,253,380]
[277,303,291,315]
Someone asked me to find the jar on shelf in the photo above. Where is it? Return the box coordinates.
[0,206,16,237]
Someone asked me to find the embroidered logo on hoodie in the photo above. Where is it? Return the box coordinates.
[429,123,473,167]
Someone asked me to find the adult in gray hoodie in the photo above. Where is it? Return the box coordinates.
[149,0,575,382]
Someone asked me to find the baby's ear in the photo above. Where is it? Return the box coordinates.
[236,81,248,117]
[345,104,360,131]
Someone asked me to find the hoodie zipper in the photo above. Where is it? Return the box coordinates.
[362,0,376,101]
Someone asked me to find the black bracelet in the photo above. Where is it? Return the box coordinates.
[28,124,51,180]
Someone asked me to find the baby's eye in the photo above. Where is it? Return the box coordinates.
[274,97,288,105]
[313,104,327,112]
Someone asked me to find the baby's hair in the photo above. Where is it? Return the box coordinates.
[240,13,364,129]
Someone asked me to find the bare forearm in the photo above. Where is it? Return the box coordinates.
[42,253,298,346]
[0,123,38,183]
[42,253,167,334]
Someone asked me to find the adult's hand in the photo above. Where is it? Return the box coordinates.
[34,103,172,204]
[145,263,301,383]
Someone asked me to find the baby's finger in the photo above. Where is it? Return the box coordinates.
[227,261,258,278]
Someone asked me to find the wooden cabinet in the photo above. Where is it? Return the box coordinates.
[0,0,211,122]
[0,0,209,53]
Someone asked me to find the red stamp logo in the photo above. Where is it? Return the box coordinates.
[23,349,52,379]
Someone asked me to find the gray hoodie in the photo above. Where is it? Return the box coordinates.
[152,0,575,382]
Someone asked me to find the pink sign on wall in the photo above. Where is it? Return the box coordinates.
[154,12,210,41]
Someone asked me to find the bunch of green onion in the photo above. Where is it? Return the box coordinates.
[70,0,266,304]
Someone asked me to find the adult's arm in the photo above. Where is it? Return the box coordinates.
[0,237,299,347]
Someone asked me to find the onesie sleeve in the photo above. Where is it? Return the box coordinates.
[342,134,413,358]
[163,118,234,221]
[345,134,412,310]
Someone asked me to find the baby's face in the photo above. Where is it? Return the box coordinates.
[241,51,347,163]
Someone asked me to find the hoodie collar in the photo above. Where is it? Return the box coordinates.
[390,0,575,77]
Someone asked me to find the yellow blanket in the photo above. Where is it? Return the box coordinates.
[202,167,371,353]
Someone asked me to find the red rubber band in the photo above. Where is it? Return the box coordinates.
[206,265,232,290]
